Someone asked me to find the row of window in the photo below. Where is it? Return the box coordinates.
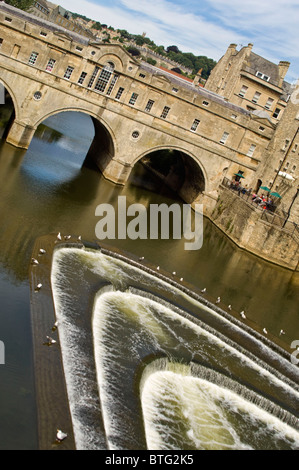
[238,85,281,118]
[34,1,49,15]
[282,139,299,153]
[29,51,74,79]
[26,52,259,154]
[219,132,257,157]
[278,159,297,173]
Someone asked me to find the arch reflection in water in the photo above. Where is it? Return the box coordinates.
[51,247,299,450]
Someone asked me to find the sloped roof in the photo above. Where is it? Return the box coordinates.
[158,66,194,83]
[242,51,292,100]
[140,61,250,115]
[246,53,280,84]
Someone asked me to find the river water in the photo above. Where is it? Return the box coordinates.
[0,109,298,450]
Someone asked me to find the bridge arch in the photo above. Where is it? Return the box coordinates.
[0,78,19,120]
[32,107,116,172]
[131,145,207,204]
[0,79,19,142]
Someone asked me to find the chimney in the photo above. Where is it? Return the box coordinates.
[193,69,202,87]
[227,43,237,55]
[278,61,290,87]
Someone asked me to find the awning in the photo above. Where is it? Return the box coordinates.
[270,192,282,198]
[234,172,245,178]
[278,171,295,181]
[260,186,271,192]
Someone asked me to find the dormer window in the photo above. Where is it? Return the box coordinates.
[256,71,270,82]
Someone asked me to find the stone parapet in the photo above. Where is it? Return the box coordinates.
[210,187,299,271]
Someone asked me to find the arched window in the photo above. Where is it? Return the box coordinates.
[94,62,115,93]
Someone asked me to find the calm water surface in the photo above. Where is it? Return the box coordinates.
[0,111,298,449]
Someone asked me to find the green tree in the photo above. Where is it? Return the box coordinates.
[127,47,140,57]
[151,45,165,55]
[146,57,157,66]
[134,35,146,46]
[5,0,34,10]
[93,22,102,31]
[166,45,180,54]
[117,29,132,40]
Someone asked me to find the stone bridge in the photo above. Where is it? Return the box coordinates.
[0,3,275,214]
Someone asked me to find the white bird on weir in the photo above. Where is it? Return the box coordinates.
[201,288,206,293]
[263,328,268,335]
[240,311,246,319]
[157,266,160,270]
[228,305,232,311]
[52,321,58,332]
[31,258,39,265]
[46,336,56,345]
[39,248,46,255]
[56,429,67,442]
[57,232,62,240]
[216,297,221,304]
[35,283,42,291]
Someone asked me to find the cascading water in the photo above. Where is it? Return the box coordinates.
[50,246,299,450]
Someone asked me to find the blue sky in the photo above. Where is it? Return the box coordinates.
[58,0,299,83]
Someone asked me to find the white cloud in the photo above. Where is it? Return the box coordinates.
[206,0,299,78]
[57,0,299,80]
[58,0,244,59]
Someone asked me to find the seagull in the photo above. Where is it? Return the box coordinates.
[31,258,39,265]
[46,336,56,345]
[263,328,268,335]
[279,329,285,336]
[157,266,160,270]
[180,277,183,282]
[240,310,246,319]
[201,288,206,293]
[35,283,42,291]
[57,232,62,240]
[139,256,144,261]
[64,235,71,240]
[56,429,67,442]
[78,235,82,241]
[172,272,176,276]
[39,248,46,255]
[216,297,221,304]
[228,305,232,311]
[52,321,58,332]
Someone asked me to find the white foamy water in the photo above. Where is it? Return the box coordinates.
[51,247,299,450]
[141,369,299,450]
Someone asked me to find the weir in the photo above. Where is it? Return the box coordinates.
[140,359,299,450]
[28,238,299,450]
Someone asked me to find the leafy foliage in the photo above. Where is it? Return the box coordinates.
[70,11,217,78]
[5,0,34,10]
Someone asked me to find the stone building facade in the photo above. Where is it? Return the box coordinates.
[205,43,292,124]
[206,42,299,228]
[29,1,95,39]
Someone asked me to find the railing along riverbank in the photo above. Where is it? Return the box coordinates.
[221,177,299,243]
